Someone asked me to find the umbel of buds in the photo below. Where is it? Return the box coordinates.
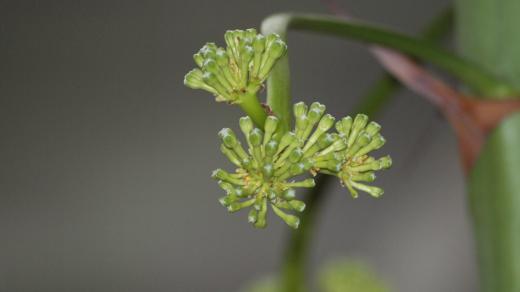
[184,29,287,103]
[214,102,392,229]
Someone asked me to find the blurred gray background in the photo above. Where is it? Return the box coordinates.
[0,0,475,291]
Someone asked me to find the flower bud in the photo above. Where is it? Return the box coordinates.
[336,116,353,138]
[228,198,256,213]
[239,116,254,136]
[282,188,296,200]
[265,140,279,158]
[350,181,384,198]
[293,102,308,119]
[347,114,369,147]
[354,134,386,158]
[272,205,300,229]
[365,121,381,137]
[289,148,304,163]
[249,128,263,147]
[219,128,238,148]
[262,163,274,178]
[379,155,392,169]
[220,144,242,167]
[247,209,258,223]
[263,116,279,144]
[286,178,315,188]
[288,200,306,212]
[193,52,205,67]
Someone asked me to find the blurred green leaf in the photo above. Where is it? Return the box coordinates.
[318,258,390,292]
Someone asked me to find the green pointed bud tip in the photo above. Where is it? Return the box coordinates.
[239,116,253,134]
[365,121,381,136]
[318,114,336,131]
[200,42,217,57]
[202,71,217,83]
[248,209,258,223]
[272,206,300,229]
[371,135,386,149]
[357,132,371,146]
[242,158,252,168]
[299,178,316,188]
[336,116,353,133]
[249,128,263,146]
[183,69,204,89]
[218,196,232,207]
[193,52,205,67]
[318,133,335,148]
[227,203,242,213]
[353,114,369,128]
[202,58,219,72]
[379,156,392,169]
[293,102,308,118]
[254,219,267,229]
[307,103,325,121]
[267,39,287,58]
[266,32,280,41]
[245,28,257,37]
[369,187,384,198]
[211,168,224,179]
[289,148,304,163]
[285,216,300,229]
[235,187,247,198]
[282,189,296,200]
[264,115,279,132]
[241,45,254,59]
[262,163,274,177]
[253,34,266,52]
[217,180,234,194]
[218,128,237,147]
[289,200,306,212]
[265,140,279,156]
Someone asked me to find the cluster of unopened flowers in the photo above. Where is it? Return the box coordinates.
[185,29,391,229]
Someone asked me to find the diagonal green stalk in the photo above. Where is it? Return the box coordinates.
[239,92,268,128]
[262,8,456,292]
[263,13,517,99]
[357,6,454,117]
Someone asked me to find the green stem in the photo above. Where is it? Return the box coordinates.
[263,13,517,98]
[239,92,268,128]
[280,175,333,292]
[262,19,292,132]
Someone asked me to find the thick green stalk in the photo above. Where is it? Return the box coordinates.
[239,92,268,128]
[263,13,517,99]
[457,1,520,291]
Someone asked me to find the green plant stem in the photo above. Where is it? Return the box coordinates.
[263,13,517,99]
[239,92,268,128]
[262,9,457,292]
[280,174,333,292]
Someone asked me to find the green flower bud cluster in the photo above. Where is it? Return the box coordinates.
[184,29,287,103]
[319,114,392,198]
[213,102,391,229]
